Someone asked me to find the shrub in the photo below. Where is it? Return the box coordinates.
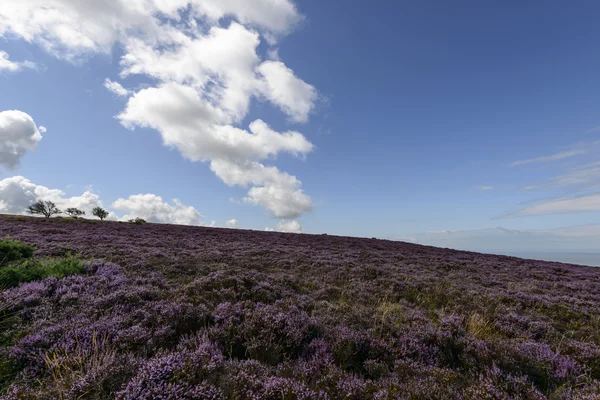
[128,218,147,225]
[0,254,87,288]
[0,238,35,265]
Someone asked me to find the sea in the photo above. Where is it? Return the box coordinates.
[485,251,600,267]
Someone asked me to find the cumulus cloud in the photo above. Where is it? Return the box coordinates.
[112,194,203,226]
[275,219,303,233]
[511,149,586,167]
[506,193,600,218]
[118,82,314,218]
[0,176,108,216]
[244,184,311,219]
[193,0,302,36]
[0,176,205,225]
[265,220,303,233]
[257,61,317,123]
[0,0,318,220]
[0,0,301,60]
[103,78,129,97]
[226,218,239,228]
[0,110,44,169]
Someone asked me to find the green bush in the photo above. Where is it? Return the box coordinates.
[128,218,147,225]
[0,254,86,288]
[0,238,35,265]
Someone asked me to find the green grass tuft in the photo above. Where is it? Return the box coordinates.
[0,254,87,288]
[0,237,35,265]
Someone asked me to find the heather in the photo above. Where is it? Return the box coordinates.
[0,216,599,399]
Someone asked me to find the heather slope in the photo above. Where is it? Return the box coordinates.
[0,215,599,399]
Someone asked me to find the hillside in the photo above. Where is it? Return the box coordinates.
[0,215,599,399]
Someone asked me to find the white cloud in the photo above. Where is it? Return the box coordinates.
[244,184,311,219]
[0,176,208,225]
[210,160,312,219]
[257,61,317,123]
[118,82,314,218]
[0,0,318,220]
[0,51,20,71]
[477,186,494,191]
[226,218,239,228]
[511,149,586,166]
[507,193,600,217]
[264,219,304,233]
[112,194,203,225]
[193,0,302,36]
[0,176,109,217]
[103,78,129,97]
[541,162,600,190]
[0,0,301,60]
[0,110,44,169]
[275,219,303,233]
[0,50,35,72]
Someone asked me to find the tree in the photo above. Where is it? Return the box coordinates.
[27,200,61,218]
[65,208,85,219]
[92,207,109,221]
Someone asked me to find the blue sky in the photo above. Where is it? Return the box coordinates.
[1,0,600,253]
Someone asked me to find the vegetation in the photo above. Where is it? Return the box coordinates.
[0,237,35,264]
[26,200,61,218]
[0,238,86,289]
[65,207,85,219]
[0,215,599,398]
[0,254,86,288]
[128,217,146,224]
[92,207,109,221]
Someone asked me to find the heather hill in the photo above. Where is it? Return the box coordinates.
[0,215,600,399]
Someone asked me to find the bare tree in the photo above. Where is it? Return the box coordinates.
[27,201,61,218]
[65,208,85,219]
[92,207,109,221]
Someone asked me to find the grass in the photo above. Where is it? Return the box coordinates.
[0,237,87,288]
[0,254,87,288]
[466,312,497,340]
[0,237,35,265]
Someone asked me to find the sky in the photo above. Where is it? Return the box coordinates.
[1,0,600,255]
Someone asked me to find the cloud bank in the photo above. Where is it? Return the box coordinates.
[0,176,106,216]
[112,194,203,225]
[0,176,205,226]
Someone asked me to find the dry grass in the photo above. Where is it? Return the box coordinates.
[43,333,116,399]
[466,313,497,340]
